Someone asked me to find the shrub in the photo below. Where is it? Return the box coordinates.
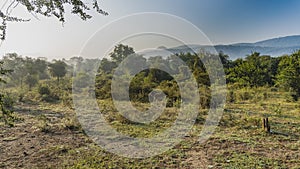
[2,93,14,111]
[61,116,82,131]
[38,84,60,102]
[37,79,71,104]
[0,93,17,126]
[37,114,51,132]
[38,85,51,95]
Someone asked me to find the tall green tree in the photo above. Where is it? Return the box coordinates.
[110,44,135,64]
[276,51,300,96]
[34,58,49,80]
[227,52,275,87]
[48,60,67,84]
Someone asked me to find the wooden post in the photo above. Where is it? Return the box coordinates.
[262,117,270,133]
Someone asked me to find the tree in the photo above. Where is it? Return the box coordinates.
[24,74,38,90]
[227,52,275,87]
[218,51,232,69]
[2,54,50,88]
[276,51,300,96]
[0,0,108,40]
[173,52,209,85]
[0,61,13,126]
[99,58,117,73]
[1,53,26,88]
[48,60,67,83]
[110,44,135,64]
[34,58,49,80]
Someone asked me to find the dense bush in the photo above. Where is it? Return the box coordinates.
[0,93,17,126]
[36,79,71,105]
[38,85,51,95]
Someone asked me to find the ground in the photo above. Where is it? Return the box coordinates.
[0,90,300,168]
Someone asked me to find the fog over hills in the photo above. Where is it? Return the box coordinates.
[168,35,300,59]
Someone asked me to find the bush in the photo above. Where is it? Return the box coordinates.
[38,85,51,95]
[61,115,82,131]
[38,84,58,102]
[0,93,18,126]
[37,79,71,104]
[37,114,51,132]
[2,93,14,111]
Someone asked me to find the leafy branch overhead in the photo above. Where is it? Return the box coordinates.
[0,0,108,40]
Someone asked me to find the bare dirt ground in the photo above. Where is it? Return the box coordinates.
[0,103,90,169]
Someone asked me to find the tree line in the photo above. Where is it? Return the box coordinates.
[95,44,300,104]
[0,44,299,107]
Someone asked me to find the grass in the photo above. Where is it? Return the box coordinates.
[1,88,300,168]
[213,152,287,169]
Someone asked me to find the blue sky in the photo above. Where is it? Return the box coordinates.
[1,0,300,59]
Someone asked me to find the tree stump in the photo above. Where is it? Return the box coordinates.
[262,117,271,133]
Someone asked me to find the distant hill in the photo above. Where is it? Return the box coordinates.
[168,35,300,59]
[253,35,300,47]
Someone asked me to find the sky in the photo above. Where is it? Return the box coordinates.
[1,0,300,59]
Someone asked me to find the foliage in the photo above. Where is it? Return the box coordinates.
[49,60,67,83]
[0,60,12,82]
[37,84,57,102]
[2,47,300,107]
[99,58,117,73]
[94,45,215,108]
[94,46,300,107]
[109,44,135,64]
[227,52,278,87]
[0,0,108,40]
[38,84,51,96]
[0,92,16,126]
[24,74,38,90]
[1,46,300,168]
[0,61,15,126]
[2,54,49,88]
[36,78,72,106]
[36,114,51,133]
[276,51,300,96]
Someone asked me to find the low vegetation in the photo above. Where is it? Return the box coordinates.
[0,44,299,168]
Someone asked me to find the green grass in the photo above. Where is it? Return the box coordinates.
[213,152,287,169]
[63,89,300,168]
[1,87,300,168]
